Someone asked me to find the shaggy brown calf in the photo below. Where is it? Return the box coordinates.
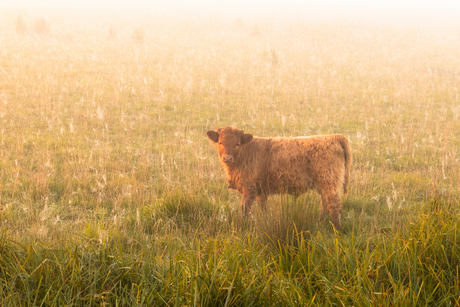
[206,126,352,230]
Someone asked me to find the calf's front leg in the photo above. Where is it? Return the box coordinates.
[241,187,256,215]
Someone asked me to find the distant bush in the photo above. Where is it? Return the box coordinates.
[252,24,261,37]
[15,15,26,34]
[108,25,117,39]
[34,17,49,34]
[131,27,145,45]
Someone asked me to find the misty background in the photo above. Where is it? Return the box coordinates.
[2,0,460,25]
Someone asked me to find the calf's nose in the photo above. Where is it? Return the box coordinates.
[222,155,234,164]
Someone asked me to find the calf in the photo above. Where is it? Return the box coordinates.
[206,126,352,230]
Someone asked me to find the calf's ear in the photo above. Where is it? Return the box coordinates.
[241,134,253,144]
[206,131,219,143]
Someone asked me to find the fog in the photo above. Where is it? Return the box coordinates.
[2,0,460,25]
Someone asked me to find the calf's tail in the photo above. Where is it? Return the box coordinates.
[337,135,352,195]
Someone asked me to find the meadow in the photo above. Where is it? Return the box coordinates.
[1,8,460,306]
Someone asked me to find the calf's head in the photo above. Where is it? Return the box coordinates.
[206,127,253,165]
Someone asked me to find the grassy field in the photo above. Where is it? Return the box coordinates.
[1,8,460,306]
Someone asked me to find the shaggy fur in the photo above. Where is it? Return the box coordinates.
[207,126,352,230]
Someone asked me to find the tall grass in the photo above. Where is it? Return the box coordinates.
[0,9,459,305]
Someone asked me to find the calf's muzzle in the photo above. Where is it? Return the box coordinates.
[222,155,234,164]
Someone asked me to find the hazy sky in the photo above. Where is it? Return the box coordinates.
[2,0,460,23]
[3,0,460,10]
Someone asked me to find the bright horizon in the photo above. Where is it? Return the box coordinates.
[2,0,460,20]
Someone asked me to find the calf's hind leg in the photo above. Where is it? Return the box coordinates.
[256,195,268,210]
[319,194,329,223]
[319,192,342,231]
[328,192,342,231]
